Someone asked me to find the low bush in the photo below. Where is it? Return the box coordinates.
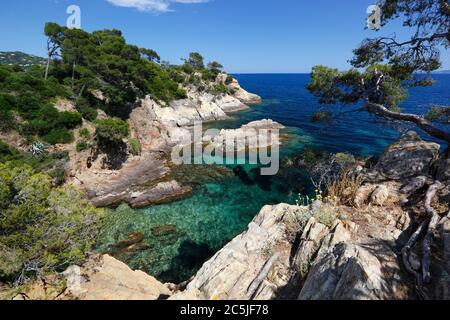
[95,118,129,145]
[76,141,89,152]
[129,138,141,156]
[79,128,91,139]
[0,141,22,163]
[0,108,15,132]
[209,84,228,95]
[225,75,234,85]
[42,128,74,145]
[0,163,104,284]
[327,165,363,206]
[76,97,98,121]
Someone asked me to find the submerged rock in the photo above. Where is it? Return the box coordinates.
[151,225,178,237]
[109,232,152,258]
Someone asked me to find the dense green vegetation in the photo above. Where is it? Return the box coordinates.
[0,64,79,144]
[44,23,187,118]
[0,162,104,284]
[129,138,142,156]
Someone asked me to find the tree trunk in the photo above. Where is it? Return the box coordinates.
[365,102,450,144]
[45,56,51,80]
[71,60,76,90]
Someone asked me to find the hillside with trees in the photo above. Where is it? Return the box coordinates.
[0,22,239,288]
[0,52,46,68]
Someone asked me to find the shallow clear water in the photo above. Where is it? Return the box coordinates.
[96,74,450,283]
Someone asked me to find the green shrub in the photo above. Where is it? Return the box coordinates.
[0,108,15,132]
[168,68,186,83]
[0,163,104,284]
[76,97,98,121]
[201,68,218,82]
[57,111,83,129]
[0,141,21,163]
[76,141,89,152]
[48,167,67,186]
[209,84,228,95]
[225,75,234,85]
[335,152,356,165]
[51,150,70,160]
[95,118,129,145]
[79,128,90,139]
[42,128,74,145]
[425,106,450,122]
[78,106,98,121]
[129,138,141,156]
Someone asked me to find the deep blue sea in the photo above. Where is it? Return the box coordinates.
[97,74,450,283]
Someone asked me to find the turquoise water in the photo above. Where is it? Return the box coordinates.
[96,74,450,283]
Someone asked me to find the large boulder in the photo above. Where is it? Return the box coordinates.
[298,243,403,300]
[372,131,440,181]
[61,255,172,300]
[11,255,172,300]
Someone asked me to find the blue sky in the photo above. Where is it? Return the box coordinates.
[1,0,449,73]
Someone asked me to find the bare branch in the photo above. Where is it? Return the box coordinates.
[365,102,450,144]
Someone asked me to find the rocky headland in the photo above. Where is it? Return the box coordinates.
[66,73,264,209]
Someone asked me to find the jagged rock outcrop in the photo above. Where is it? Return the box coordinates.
[78,153,192,208]
[216,73,262,105]
[368,131,440,181]
[437,149,450,183]
[186,204,301,300]
[184,199,411,300]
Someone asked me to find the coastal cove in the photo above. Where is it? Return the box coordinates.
[95,73,450,284]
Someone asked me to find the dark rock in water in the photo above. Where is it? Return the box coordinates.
[115,232,145,249]
[109,232,152,257]
[233,165,255,186]
[250,167,273,192]
[152,224,178,237]
[152,225,186,247]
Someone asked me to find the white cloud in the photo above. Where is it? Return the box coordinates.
[106,0,209,13]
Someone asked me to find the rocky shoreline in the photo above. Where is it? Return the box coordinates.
[68,74,264,209]
[7,131,449,300]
